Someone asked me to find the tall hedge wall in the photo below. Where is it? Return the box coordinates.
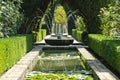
[88,34,120,73]
[0,34,33,75]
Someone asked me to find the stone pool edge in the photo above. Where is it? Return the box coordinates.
[0,45,119,80]
[78,48,119,80]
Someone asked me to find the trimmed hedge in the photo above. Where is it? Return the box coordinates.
[33,29,46,43]
[72,29,83,42]
[88,34,120,73]
[76,30,83,42]
[72,29,77,39]
[41,29,47,39]
[0,34,33,75]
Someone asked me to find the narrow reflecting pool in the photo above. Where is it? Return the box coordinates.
[26,47,94,80]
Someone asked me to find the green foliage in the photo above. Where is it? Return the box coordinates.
[88,34,115,56]
[76,16,86,31]
[0,43,6,75]
[76,30,83,41]
[41,29,47,39]
[70,0,115,33]
[72,29,77,39]
[98,0,120,37]
[73,15,86,42]
[54,5,67,24]
[84,76,93,80]
[0,0,24,37]
[88,34,120,73]
[33,29,46,43]
[72,29,88,43]
[0,34,33,75]
[26,71,94,80]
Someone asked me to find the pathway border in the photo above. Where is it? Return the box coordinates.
[78,48,119,80]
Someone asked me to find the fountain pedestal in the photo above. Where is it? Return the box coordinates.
[45,35,74,45]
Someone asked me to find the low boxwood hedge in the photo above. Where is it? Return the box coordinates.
[72,29,88,44]
[72,29,83,41]
[0,34,33,75]
[72,29,77,39]
[76,30,83,42]
[88,34,115,56]
[33,29,46,43]
[88,34,120,73]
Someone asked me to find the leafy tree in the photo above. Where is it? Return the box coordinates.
[0,0,24,37]
[98,0,120,38]
[75,15,86,31]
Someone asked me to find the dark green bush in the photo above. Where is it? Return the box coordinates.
[0,34,33,75]
[88,34,120,73]
[103,40,120,73]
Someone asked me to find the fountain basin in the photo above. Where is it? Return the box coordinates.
[45,35,74,45]
[34,48,81,71]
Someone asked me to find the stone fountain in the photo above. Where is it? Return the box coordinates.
[45,5,74,45]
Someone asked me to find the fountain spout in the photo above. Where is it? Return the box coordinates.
[57,34,62,39]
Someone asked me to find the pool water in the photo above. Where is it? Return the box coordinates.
[26,47,94,80]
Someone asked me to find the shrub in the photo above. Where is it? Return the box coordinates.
[76,30,83,41]
[88,34,120,73]
[0,34,33,75]
[88,34,115,56]
[33,29,46,43]
[103,40,120,73]
[72,29,77,39]
[98,0,120,37]
[75,16,86,32]
[0,0,24,37]
[0,43,6,75]
[42,29,47,39]
[72,15,86,42]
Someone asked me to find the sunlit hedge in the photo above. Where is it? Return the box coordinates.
[76,30,83,42]
[33,29,46,43]
[0,34,33,75]
[72,29,84,42]
[88,34,120,73]
[88,34,115,56]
